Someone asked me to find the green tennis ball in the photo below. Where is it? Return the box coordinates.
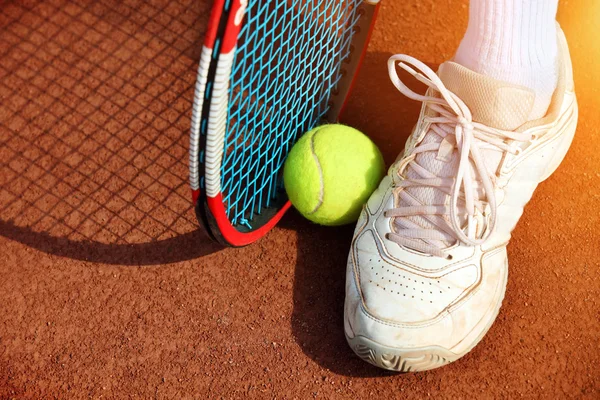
[283,124,385,226]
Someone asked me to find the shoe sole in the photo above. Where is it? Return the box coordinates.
[345,335,457,372]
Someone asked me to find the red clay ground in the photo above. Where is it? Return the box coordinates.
[1,0,599,398]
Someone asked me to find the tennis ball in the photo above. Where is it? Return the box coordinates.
[283,124,385,226]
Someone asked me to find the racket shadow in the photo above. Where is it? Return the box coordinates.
[1,220,221,265]
[288,52,437,376]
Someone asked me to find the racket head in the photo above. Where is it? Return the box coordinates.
[190,0,380,247]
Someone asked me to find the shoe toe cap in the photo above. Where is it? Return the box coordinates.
[346,230,508,353]
[350,229,479,323]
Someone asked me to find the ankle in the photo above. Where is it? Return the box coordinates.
[454,0,560,120]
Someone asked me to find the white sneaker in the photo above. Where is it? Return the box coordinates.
[344,27,577,372]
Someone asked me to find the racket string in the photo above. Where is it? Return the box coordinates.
[220,0,363,227]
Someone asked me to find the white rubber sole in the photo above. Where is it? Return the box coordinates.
[345,283,507,373]
[346,335,457,372]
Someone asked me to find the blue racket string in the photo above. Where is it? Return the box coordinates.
[221,0,362,228]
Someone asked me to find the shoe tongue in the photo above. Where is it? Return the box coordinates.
[437,61,535,130]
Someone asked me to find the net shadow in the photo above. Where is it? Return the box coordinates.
[0,0,220,264]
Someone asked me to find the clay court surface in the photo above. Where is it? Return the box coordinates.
[0,0,598,398]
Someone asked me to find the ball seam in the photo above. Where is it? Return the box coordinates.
[307,128,325,215]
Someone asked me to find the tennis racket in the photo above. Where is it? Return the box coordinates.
[190,0,380,247]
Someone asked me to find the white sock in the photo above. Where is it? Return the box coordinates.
[454,0,559,120]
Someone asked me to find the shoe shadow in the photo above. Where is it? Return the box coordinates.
[284,212,382,376]
[288,51,439,376]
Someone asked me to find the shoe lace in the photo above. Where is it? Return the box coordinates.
[384,55,533,258]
